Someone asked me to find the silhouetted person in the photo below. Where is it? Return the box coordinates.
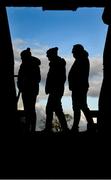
[68,44,95,133]
[17,48,41,133]
[44,47,68,133]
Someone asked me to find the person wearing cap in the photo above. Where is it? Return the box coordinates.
[17,48,41,134]
[44,47,68,133]
[68,44,95,133]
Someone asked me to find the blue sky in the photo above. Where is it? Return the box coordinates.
[6,7,108,114]
[7,7,107,57]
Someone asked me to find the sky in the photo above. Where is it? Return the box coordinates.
[6,7,108,118]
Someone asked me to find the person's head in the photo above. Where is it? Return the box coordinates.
[72,44,85,59]
[46,47,58,61]
[20,47,31,61]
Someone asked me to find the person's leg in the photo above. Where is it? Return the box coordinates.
[83,107,94,125]
[45,95,54,131]
[71,92,81,132]
[30,92,37,133]
[72,109,81,132]
[83,107,96,132]
[22,92,31,133]
[55,96,68,132]
[81,92,95,131]
[22,91,37,133]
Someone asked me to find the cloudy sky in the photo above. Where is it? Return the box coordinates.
[7,7,108,116]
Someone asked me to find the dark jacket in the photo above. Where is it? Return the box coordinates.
[17,56,41,94]
[45,56,66,95]
[68,51,89,92]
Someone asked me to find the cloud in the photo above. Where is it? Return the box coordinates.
[35,104,89,132]
[64,56,103,98]
[13,38,99,132]
[90,57,103,78]
[35,104,46,131]
[18,97,95,132]
[88,57,103,97]
[64,58,103,98]
[13,38,103,99]
[13,38,49,96]
[37,103,88,131]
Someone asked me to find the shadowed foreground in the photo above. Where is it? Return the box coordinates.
[0,109,108,179]
[0,130,110,179]
[0,3,111,178]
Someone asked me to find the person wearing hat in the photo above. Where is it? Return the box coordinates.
[44,47,68,133]
[17,48,41,134]
[68,44,95,133]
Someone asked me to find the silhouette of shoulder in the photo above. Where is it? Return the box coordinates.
[31,56,41,66]
[57,56,66,66]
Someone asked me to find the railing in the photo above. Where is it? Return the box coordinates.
[14,74,98,119]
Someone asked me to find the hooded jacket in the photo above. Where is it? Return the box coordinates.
[17,56,41,94]
[68,50,89,92]
[45,56,66,95]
